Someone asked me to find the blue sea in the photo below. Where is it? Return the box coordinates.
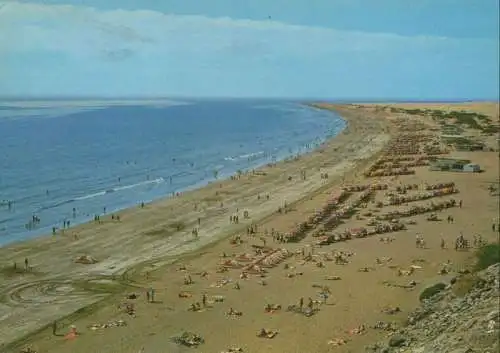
[0,99,345,246]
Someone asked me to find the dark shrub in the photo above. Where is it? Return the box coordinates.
[419,282,446,301]
[474,243,500,271]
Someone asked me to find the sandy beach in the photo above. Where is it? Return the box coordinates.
[1,103,498,353]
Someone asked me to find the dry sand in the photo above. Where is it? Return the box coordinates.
[0,103,498,353]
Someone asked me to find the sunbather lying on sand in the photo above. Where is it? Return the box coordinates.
[381,306,401,315]
[286,304,319,317]
[325,275,341,280]
[216,266,228,273]
[265,304,282,313]
[20,345,37,353]
[383,280,417,289]
[188,302,202,312]
[171,331,204,347]
[257,328,278,339]
[118,303,135,316]
[226,307,243,317]
[89,320,127,330]
[327,337,347,346]
[347,324,366,335]
[358,267,374,272]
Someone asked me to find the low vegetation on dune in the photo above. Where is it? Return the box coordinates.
[418,243,499,302]
[451,243,500,297]
[441,136,477,145]
[390,107,497,133]
[419,282,447,301]
[475,242,500,271]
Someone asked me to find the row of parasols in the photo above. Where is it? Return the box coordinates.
[219,248,292,272]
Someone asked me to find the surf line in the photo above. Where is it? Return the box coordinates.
[38,177,165,211]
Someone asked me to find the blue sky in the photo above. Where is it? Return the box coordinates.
[0,0,498,99]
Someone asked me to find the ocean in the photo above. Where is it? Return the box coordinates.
[0,99,346,246]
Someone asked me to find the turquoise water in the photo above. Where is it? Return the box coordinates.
[0,99,345,246]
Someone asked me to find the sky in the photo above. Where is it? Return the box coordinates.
[0,0,498,100]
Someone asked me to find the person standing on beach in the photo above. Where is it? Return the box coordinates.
[52,321,57,335]
[24,258,29,271]
[320,290,329,304]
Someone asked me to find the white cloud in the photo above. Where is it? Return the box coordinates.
[0,1,455,57]
[0,0,497,98]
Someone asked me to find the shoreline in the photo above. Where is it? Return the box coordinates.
[0,102,345,247]
[0,104,392,349]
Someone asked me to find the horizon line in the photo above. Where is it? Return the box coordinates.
[0,95,498,103]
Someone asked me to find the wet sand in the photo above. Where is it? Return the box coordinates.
[1,103,498,353]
